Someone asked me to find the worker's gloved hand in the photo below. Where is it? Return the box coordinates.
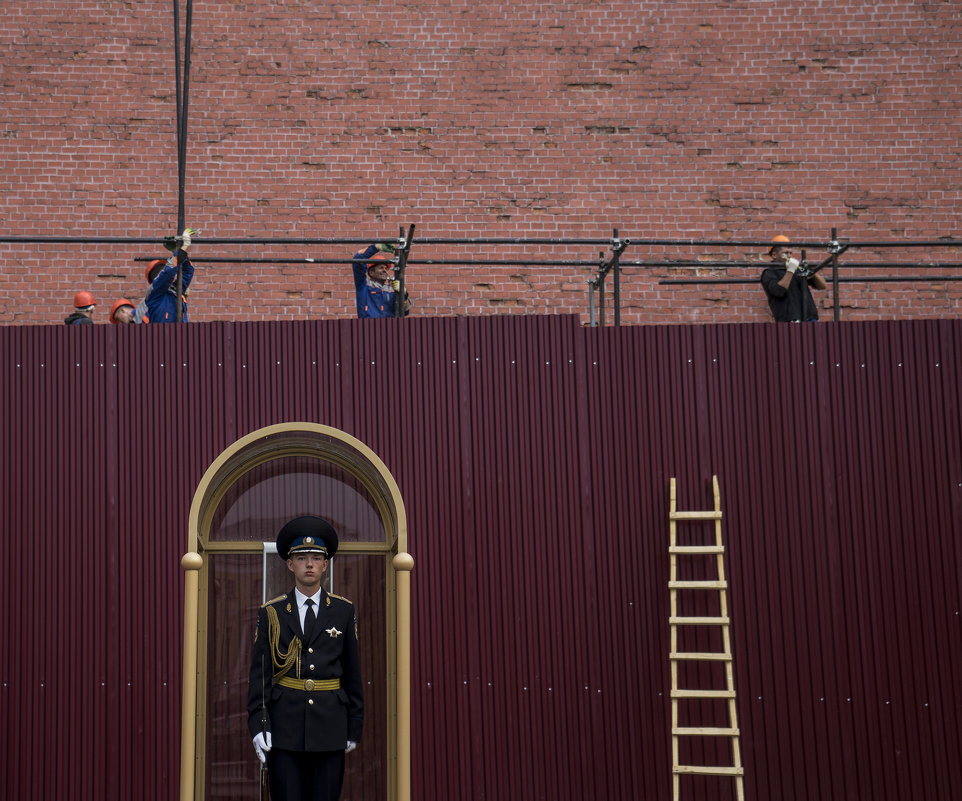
[391,280,400,292]
[345,740,357,754]
[375,242,396,253]
[785,257,800,274]
[163,228,197,254]
[253,731,272,764]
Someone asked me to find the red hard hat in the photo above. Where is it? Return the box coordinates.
[146,259,166,284]
[110,298,135,324]
[73,291,96,308]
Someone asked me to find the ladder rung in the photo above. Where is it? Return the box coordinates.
[671,689,736,699]
[670,651,732,661]
[674,765,744,776]
[673,726,740,737]
[669,545,725,554]
[670,616,730,625]
[670,510,722,520]
[669,580,727,589]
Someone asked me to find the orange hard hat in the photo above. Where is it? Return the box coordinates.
[146,259,166,284]
[110,298,135,324]
[367,251,394,269]
[73,291,96,309]
[769,234,791,254]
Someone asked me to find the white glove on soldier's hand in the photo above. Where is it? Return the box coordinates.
[785,257,800,274]
[345,740,357,754]
[253,731,272,764]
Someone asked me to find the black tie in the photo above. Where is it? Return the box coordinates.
[303,598,316,642]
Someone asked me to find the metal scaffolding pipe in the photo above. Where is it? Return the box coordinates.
[2,234,961,249]
[134,256,962,269]
[661,276,962,285]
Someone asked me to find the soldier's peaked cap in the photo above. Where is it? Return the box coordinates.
[276,515,339,561]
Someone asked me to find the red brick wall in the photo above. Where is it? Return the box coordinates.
[2,0,960,325]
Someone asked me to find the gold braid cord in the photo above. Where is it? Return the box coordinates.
[265,605,301,679]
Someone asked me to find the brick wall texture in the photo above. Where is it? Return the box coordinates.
[1,0,960,326]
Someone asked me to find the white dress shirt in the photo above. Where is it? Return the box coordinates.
[294,587,322,633]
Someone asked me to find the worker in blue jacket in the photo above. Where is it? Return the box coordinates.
[145,228,196,323]
[351,243,411,319]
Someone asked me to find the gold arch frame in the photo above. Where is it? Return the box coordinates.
[179,422,413,801]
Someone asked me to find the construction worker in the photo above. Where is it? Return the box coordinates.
[143,228,196,323]
[131,261,163,323]
[64,291,96,325]
[760,234,827,322]
[109,298,137,324]
[351,242,412,319]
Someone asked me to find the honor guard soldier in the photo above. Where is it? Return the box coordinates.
[247,516,364,801]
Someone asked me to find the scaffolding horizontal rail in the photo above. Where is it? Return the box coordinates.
[2,234,961,248]
[662,275,962,285]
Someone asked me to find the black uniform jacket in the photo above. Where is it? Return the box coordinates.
[247,588,364,752]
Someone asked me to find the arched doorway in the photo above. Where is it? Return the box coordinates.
[179,423,412,801]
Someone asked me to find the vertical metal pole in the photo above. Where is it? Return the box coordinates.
[394,223,415,318]
[172,2,182,189]
[831,227,840,322]
[612,229,621,327]
[588,279,596,327]
[172,0,182,319]
[393,225,404,319]
[598,251,606,327]
[173,0,192,321]
[178,0,191,231]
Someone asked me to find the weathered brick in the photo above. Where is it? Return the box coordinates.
[1,1,960,324]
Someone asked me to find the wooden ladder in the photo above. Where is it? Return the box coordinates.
[669,475,745,801]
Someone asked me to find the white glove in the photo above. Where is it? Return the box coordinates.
[785,257,799,274]
[253,731,272,764]
[180,228,196,252]
[345,740,357,754]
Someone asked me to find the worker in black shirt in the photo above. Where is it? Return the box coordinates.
[760,234,826,322]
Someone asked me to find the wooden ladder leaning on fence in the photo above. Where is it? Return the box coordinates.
[668,475,745,801]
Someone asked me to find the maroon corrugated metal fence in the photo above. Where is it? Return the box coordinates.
[1,316,960,799]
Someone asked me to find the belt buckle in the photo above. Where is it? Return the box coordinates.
[304,679,315,691]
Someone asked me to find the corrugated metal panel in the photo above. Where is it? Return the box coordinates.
[1,317,960,800]
[1,324,181,798]
[580,320,962,801]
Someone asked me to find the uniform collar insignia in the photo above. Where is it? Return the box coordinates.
[326,626,342,638]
